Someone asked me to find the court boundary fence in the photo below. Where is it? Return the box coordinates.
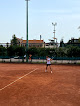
[0,56,80,64]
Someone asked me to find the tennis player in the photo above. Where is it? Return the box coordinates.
[45,56,53,73]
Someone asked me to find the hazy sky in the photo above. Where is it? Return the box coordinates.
[0,0,80,43]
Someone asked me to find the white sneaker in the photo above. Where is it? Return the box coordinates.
[51,71,52,73]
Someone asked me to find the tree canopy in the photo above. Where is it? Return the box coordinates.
[11,34,18,46]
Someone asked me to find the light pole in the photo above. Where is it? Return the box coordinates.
[25,0,30,62]
[52,22,57,43]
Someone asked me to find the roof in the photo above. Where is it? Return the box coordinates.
[23,40,44,44]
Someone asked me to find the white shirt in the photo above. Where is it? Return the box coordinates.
[47,58,51,64]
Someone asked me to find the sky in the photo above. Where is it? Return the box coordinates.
[0,0,80,43]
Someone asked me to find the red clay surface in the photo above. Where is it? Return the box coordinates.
[0,63,80,106]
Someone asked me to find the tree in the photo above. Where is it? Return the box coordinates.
[27,47,38,56]
[67,46,80,57]
[60,39,64,47]
[11,34,18,46]
[56,47,66,57]
[38,48,46,57]
[0,46,7,56]
[7,46,25,57]
[7,46,15,56]
[78,38,80,43]
[15,46,25,56]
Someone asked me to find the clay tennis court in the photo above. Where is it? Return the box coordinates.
[0,63,80,106]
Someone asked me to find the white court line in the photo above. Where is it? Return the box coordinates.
[0,68,38,91]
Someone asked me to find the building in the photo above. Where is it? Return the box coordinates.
[22,40,45,48]
[66,38,80,47]
[16,38,23,46]
[0,43,11,48]
[45,40,58,48]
